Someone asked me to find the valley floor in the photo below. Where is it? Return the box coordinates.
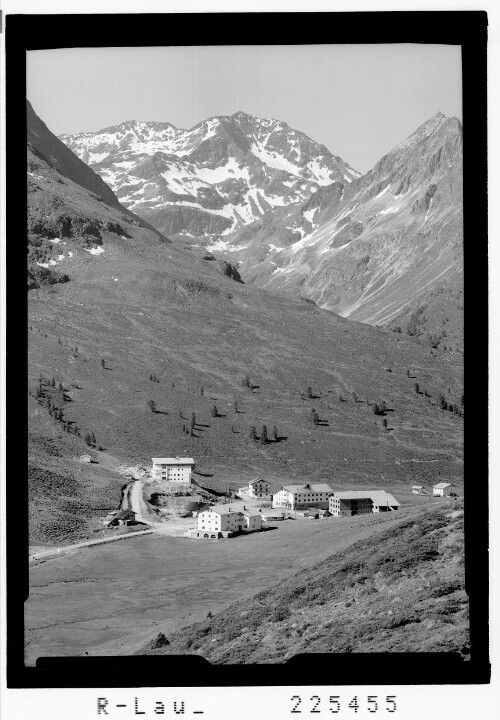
[24,500,458,665]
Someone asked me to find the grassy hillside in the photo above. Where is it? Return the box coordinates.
[28,232,463,543]
[144,502,467,662]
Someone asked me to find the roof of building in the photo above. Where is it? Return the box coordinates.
[113,509,136,520]
[333,491,373,500]
[332,490,400,506]
[280,483,333,494]
[434,482,453,489]
[152,457,195,465]
[201,504,255,516]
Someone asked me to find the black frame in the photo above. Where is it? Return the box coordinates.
[5,10,489,688]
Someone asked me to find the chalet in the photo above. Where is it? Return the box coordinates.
[412,485,430,495]
[433,482,455,497]
[248,478,272,498]
[272,483,333,510]
[194,505,262,539]
[152,457,194,485]
[108,509,136,527]
[329,490,400,517]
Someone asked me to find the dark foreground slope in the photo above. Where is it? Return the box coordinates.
[144,503,467,662]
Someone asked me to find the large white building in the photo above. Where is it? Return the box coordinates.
[152,457,194,485]
[329,490,400,517]
[272,483,333,510]
[195,505,262,538]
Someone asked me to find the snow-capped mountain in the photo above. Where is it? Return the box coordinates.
[60,112,360,238]
[218,112,463,347]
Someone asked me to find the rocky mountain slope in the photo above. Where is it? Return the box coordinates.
[27,101,168,290]
[60,112,360,238]
[217,113,463,349]
[144,502,468,662]
[61,111,463,350]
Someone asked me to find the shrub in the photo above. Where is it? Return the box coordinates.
[414,383,420,394]
[151,632,170,649]
[249,426,257,441]
[211,405,218,417]
[272,606,291,622]
[307,386,313,399]
[260,425,268,444]
[147,399,157,413]
[272,426,278,442]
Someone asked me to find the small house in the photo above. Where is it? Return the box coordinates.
[108,509,136,527]
[433,482,455,497]
[412,485,430,495]
[248,478,272,498]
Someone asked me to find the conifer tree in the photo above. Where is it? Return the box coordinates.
[307,386,313,399]
[249,425,257,441]
[211,405,218,417]
[310,408,320,425]
[147,399,157,413]
[260,425,268,444]
[414,382,420,394]
[272,425,278,442]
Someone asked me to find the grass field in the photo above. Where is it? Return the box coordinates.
[25,502,442,665]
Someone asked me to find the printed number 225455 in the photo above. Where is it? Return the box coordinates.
[290,695,398,714]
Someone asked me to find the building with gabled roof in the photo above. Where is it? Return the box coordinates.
[194,504,262,538]
[238,477,272,499]
[272,482,333,510]
[433,482,455,497]
[329,490,400,517]
[107,509,136,527]
[412,485,430,495]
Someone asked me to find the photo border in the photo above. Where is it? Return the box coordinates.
[5,9,489,689]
